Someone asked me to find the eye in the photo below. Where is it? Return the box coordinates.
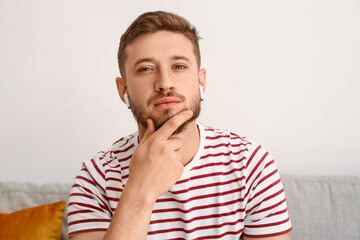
[138,67,152,72]
[173,65,186,70]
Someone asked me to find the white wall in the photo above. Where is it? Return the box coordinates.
[1,0,359,183]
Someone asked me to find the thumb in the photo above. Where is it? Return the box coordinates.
[141,118,156,142]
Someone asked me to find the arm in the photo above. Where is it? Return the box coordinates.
[242,143,292,239]
[244,232,291,240]
[70,110,193,240]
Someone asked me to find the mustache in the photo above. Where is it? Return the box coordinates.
[147,92,186,107]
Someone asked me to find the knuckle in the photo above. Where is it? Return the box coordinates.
[170,151,178,160]
[149,137,160,146]
[168,119,179,129]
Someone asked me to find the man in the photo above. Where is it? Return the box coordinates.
[67,11,292,240]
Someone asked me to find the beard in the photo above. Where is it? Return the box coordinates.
[128,91,201,135]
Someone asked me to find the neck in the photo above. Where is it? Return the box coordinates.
[138,120,200,166]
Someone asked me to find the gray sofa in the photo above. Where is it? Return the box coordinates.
[0,175,359,240]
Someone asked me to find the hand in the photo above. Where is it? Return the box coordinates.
[125,109,194,202]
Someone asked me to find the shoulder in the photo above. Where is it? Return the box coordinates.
[200,123,274,171]
[82,132,138,178]
[200,123,257,154]
[201,123,251,144]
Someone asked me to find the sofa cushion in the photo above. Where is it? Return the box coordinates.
[0,200,66,240]
[282,175,360,240]
[0,182,72,240]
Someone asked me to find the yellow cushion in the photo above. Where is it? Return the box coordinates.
[0,201,66,240]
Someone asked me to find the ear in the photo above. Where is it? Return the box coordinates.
[116,77,127,104]
[198,68,207,93]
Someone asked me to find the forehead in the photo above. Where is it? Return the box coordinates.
[125,30,196,67]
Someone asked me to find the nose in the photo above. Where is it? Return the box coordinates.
[154,68,175,93]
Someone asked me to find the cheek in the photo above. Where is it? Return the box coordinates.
[127,80,153,102]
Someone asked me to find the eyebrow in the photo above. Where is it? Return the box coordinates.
[134,57,155,67]
[133,55,192,68]
[171,55,191,63]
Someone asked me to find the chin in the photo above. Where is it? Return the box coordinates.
[151,108,182,130]
[152,109,197,135]
[131,93,201,135]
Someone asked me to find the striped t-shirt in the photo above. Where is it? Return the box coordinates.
[67,123,292,239]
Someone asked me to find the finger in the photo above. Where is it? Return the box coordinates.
[154,110,193,139]
[141,118,156,143]
[167,138,184,151]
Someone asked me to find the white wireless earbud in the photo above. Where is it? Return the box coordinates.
[199,85,204,101]
[124,93,131,109]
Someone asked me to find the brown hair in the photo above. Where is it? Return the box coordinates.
[118,11,201,78]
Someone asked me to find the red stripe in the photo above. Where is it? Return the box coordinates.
[112,137,124,146]
[204,128,220,132]
[230,132,246,141]
[113,143,134,154]
[244,150,269,198]
[98,150,109,158]
[176,167,247,185]
[194,228,244,239]
[245,169,262,202]
[206,134,230,140]
[68,218,111,227]
[107,196,120,202]
[200,149,248,159]
[193,157,246,170]
[248,179,281,204]
[101,154,132,168]
[252,198,286,215]
[71,183,109,210]
[105,177,122,183]
[169,176,246,195]
[114,134,135,149]
[152,196,245,214]
[68,228,108,237]
[245,217,290,228]
[247,188,284,214]
[70,193,94,200]
[206,135,240,140]
[246,150,268,185]
[106,186,123,192]
[104,169,121,174]
[267,208,289,218]
[119,135,134,148]
[148,218,243,235]
[151,208,244,224]
[89,160,109,202]
[245,145,261,171]
[169,229,245,240]
[68,202,107,213]
[121,165,129,171]
[119,138,130,148]
[122,173,129,179]
[204,142,251,149]
[76,176,95,187]
[264,159,275,169]
[67,209,93,216]
[157,187,244,204]
[101,163,130,172]
[243,227,292,238]
[117,154,132,162]
[90,159,106,183]
[255,167,277,188]
[245,158,276,202]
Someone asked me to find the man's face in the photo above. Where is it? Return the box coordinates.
[122,30,206,134]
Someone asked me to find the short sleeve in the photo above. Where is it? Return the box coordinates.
[67,158,113,237]
[243,143,292,238]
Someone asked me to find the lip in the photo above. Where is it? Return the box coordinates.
[154,97,182,108]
